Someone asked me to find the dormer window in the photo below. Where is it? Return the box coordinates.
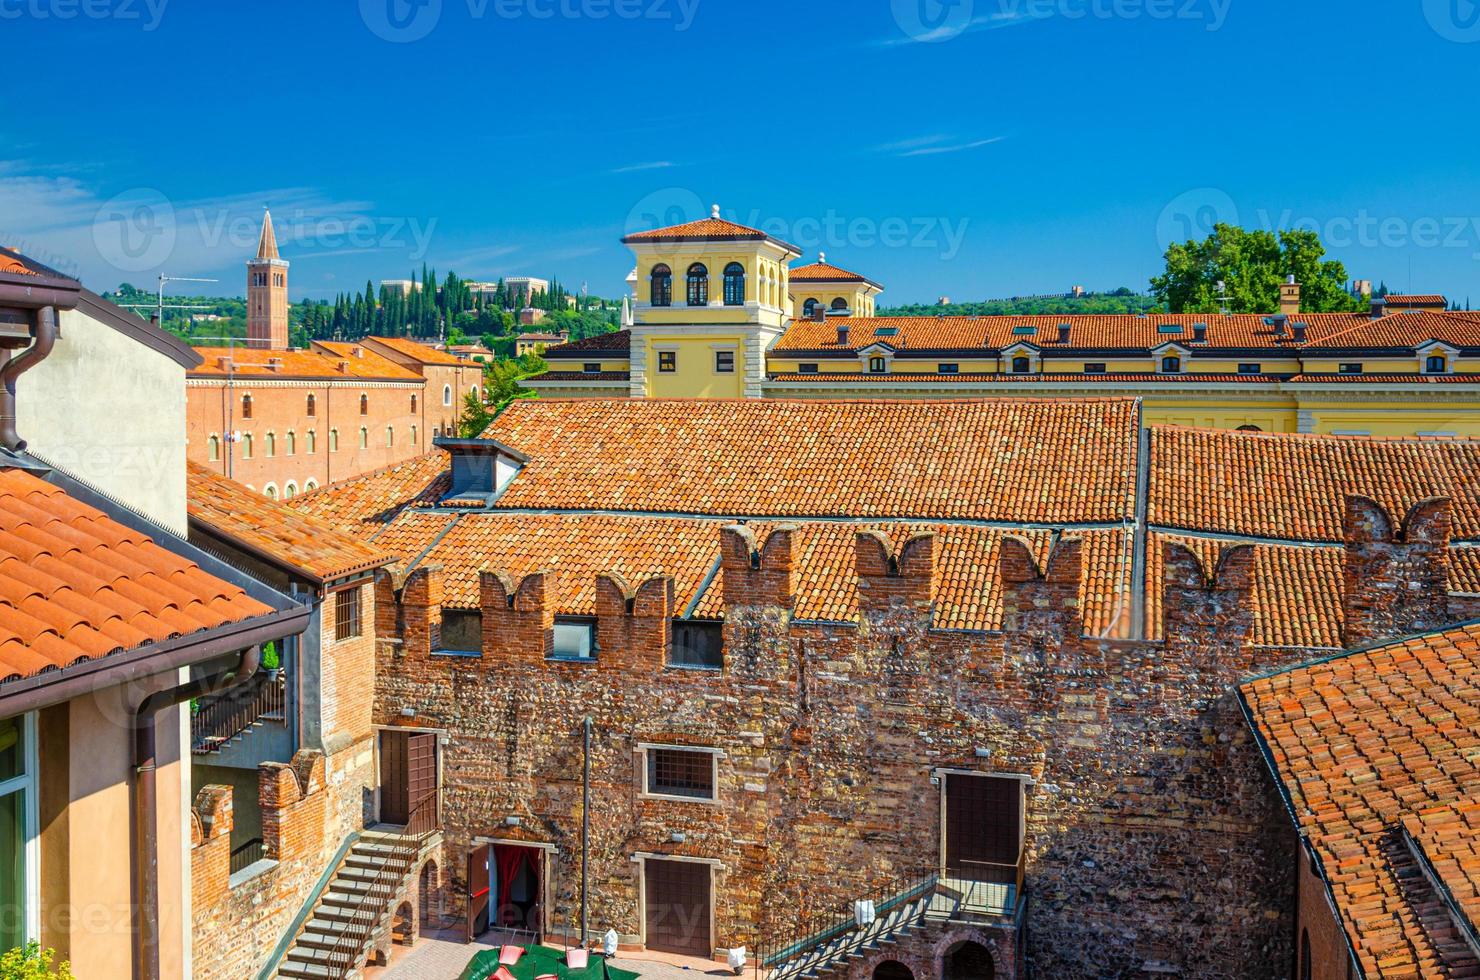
[650,264,672,307]
[1427,354,1449,374]
[1011,356,1031,374]
[1161,355,1182,374]
[686,263,709,307]
[868,356,887,374]
[435,435,529,506]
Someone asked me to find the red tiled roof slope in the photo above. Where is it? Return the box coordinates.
[482,398,1141,525]
[789,261,877,286]
[542,330,632,356]
[0,469,271,681]
[1151,427,1480,541]
[189,346,421,381]
[1240,623,1480,977]
[290,451,450,534]
[366,335,466,366]
[623,217,771,242]
[187,463,391,583]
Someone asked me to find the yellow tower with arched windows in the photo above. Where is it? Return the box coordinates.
[622,206,801,398]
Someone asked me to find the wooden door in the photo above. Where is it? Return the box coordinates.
[467,844,491,941]
[644,859,711,957]
[945,774,1022,882]
[406,732,438,833]
[379,730,409,824]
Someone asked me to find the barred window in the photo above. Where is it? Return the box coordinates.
[646,748,716,800]
[335,586,362,642]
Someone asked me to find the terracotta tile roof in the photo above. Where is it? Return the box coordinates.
[1385,295,1449,307]
[189,346,422,382]
[482,398,1141,525]
[290,451,450,534]
[1240,623,1480,977]
[774,311,1480,355]
[526,371,630,383]
[0,255,38,277]
[789,260,881,288]
[311,342,429,379]
[187,463,391,584]
[1288,373,1480,384]
[365,336,466,366]
[542,330,632,357]
[0,468,271,681]
[622,216,799,254]
[1150,427,1480,541]
[1402,800,1480,949]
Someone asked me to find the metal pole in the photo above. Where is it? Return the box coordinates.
[581,715,592,949]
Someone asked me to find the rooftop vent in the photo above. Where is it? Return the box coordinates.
[337,360,351,373]
[1269,314,1288,338]
[1191,322,1208,343]
[1291,321,1308,343]
[435,437,530,507]
[215,356,234,371]
[1056,323,1071,343]
[266,357,283,372]
[1370,298,1388,320]
[836,322,850,345]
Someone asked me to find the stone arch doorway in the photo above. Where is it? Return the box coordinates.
[873,960,915,980]
[420,858,441,930]
[943,940,995,980]
[392,900,415,946]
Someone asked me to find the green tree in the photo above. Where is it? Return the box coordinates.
[1150,224,1363,314]
[0,943,73,979]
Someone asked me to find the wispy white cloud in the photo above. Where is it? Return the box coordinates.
[875,8,1050,47]
[899,136,1006,157]
[871,135,1006,158]
[609,161,679,174]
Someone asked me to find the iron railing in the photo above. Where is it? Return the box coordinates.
[320,791,440,978]
[190,671,287,753]
[757,869,937,970]
[229,837,266,875]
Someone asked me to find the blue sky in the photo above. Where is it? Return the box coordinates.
[4,0,1480,305]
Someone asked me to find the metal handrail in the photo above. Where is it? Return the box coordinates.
[320,791,440,978]
[190,671,286,752]
[229,837,266,875]
[758,869,937,970]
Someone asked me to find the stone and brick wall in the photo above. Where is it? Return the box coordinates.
[368,498,1460,977]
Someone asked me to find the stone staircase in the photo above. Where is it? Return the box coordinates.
[767,893,933,980]
[277,830,424,979]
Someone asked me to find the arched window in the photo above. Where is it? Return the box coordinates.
[329,429,339,452]
[411,393,418,413]
[723,263,745,306]
[284,482,297,500]
[1236,424,1263,432]
[241,394,253,420]
[1161,355,1182,373]
[1012,356,1031,374]
[649,264,672,307]
[686,263,709,307]
[264,484,278,501]
[304,480,318,492]
[831,297,849,311]
[1427,354,1448,374]
[307,430,317,454]
[285,431,296,456]
[241,433,253,459]
[359,427,368,449]
[470,385,479,402]
[443,384,452,406]
[359,393,369,416]
[208,435,220,461]
[802,298,819,318]
[869,356,887,374]
[410,424,418,444]
[265,432,276,457]
[386,426,394,448]
[306,394,316,417]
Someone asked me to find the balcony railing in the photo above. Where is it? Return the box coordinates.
[191,671,287,754]
[230,837,266,875]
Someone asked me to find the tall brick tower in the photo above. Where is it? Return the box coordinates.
[246,209,289,350]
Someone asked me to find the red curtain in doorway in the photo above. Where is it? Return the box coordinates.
[495,846,529,924]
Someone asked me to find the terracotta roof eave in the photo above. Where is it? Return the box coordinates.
[622,231,803,255]
[0,603,313,717]
[187,516,391,587]
[188,371,426,384]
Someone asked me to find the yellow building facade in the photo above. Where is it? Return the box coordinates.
[528,210,1480,436]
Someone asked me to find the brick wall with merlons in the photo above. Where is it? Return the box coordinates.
[373,496,1458,978]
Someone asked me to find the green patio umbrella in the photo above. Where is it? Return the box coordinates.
[458,944,640,980]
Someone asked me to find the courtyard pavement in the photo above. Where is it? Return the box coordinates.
[368,928,742,980]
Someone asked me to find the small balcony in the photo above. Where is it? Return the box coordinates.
[191,670,288,755]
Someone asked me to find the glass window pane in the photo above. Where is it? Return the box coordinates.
[0,718,21,783]
[552,621,595,660]
[0,789,25,951]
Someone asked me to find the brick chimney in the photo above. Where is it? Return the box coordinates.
[1370,297,1388,320]
[835,322,849,345]
[1279,275,1301,316]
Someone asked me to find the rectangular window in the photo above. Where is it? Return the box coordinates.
[1083,363,1107,374]
[1157,324,1184,334]
[334,586,362,642]
[583,362,602,374]
[937,363,960,374]
[1011,325,1035,336]
[658,351,677,373]
[1339,363,1363,374]
[798,363,819,374]
[0,713,38,952]
[1238,363,1262,374]
[645,747,717,801]
[551,617,597,661]
[437,611,482,655]
[671,620,723,669]
[715,351,735,374]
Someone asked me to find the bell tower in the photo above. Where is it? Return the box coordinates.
[247,209,289,350]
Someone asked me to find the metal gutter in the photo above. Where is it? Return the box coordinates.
[1129,406,1151,640]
